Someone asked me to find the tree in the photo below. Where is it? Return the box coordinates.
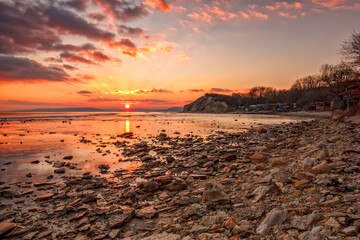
[340,30,360,68]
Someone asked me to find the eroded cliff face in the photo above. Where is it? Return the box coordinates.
[183,94,236,113]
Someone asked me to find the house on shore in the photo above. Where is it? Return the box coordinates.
[332,80,360,119]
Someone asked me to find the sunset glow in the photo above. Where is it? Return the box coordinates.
[125,104,130,109]
[0,0,359,110]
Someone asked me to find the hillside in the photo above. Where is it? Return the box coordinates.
[183,93,238,113]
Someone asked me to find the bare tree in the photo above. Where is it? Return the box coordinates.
[340,30,360,68]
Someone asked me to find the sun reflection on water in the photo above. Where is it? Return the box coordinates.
[125,120,130,133]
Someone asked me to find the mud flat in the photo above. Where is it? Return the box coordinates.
[0,118,360,239]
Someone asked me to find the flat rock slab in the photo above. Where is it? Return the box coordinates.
[0,222,16,236]
[142,233,181,240]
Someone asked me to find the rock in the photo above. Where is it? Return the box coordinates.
[237,220,253,232]
[81,194,97,203]
[342,226,358,236]
[154,175,172,185]
[136,206,157,219]
[225,216,238,229]
[222,154,237,161]
[190,224,208,234]
[142,233,180,240]
[291,214,319,230]
[54,168,65,174]
[98,164,110,173]
[139,181,159,193]
[202,183,230,205]
[108,229,121,239]
[0,222,16,236]
[256,209,288,235]
[319,196,341,207]
[34,194,54,201]
[37,230,52,238]
[252,185,269,202]
[30,160,40,164]
[63,155,73,160]
[26,173,32,177]
[300,226,323,240]
[311,162,332,174]
[166,178,187,191]
[183,94,236,113]
[184,203,207,218]
[249,153,265,162]
[324,217,340,228]
[108,209,135,229]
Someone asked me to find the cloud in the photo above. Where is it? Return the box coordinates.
[63,0,88,11]
[60,52,96,65]
[208,88,234,93]
[44,6,115,41]
[92,0,148,21]
[187,89,205,92]
[145,0,172,12]
[266,2,303,11]
[118,25,148,38]
[0,100,62,106]
[0,56,70,82]
[107,38,138,57]
[89,97,169,104]
[111,88,172,94]
[77,90,93,95]
[63,64,78,70]
[41,43,97,52]
[0,2,62,54]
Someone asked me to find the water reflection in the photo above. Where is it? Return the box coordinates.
[125,120,130,133]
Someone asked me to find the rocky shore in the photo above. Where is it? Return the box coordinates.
[1,118,360,239]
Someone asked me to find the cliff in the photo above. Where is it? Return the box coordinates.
[183,93,237,113]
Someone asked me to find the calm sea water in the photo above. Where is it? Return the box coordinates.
[0,112,310,182]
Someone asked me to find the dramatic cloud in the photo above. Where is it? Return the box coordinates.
[0,56,70,82]
[145,0,172,12]
[110,88,172,94]
[41,43,97,52]
[107,38,138,57]
[92,0,148,21]
[60,52,96,65]
[44,6,115,41]
[118,25,147,38]
[63,0,88,11]
[63,64,78,70]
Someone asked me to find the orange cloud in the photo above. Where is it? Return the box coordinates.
[240,10,268,20]
[145,0,172,12]
[266,2,303,11]
[107,38,138,57]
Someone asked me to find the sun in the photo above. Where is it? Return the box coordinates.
[125,104,130,109]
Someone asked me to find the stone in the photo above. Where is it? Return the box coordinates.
[0,222,16,236]
[237,220,253,232]
[256,209,288,235]
[223,154,237,161]
[311,162,332,174]
[202,183,230,205]
[225,216,238,229]
[37,230,52,238]
[342,226,358,236]
[54,168,65,174]
[63,155,73,160]
[184,203,207,218]
[108,229,121,239]
[26,173,32,177]
[325,217,340,228]
[142,233,180,240]
[108,209,135,229]
[154,175,172,185]
[300,226,323,240]
[166,178,187,191]
[291,214,319,230]
[252,185,269,202]
[34,194,54,201]
[319,196,341,207]
[249,153,265,162]
[136,206,157,219]
[139,181,159,193]
[30,160,40,164]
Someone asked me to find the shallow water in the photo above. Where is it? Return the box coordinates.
[0,112,312,183]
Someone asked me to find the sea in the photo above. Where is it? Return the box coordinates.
[0,111,312,183]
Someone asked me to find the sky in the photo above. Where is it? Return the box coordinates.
[0,0,359,110]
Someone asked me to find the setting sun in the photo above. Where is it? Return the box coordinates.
[125,104,130,109]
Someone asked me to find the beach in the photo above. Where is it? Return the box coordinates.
[1,113,359,239]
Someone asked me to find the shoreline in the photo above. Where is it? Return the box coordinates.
[1,118,359,239]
